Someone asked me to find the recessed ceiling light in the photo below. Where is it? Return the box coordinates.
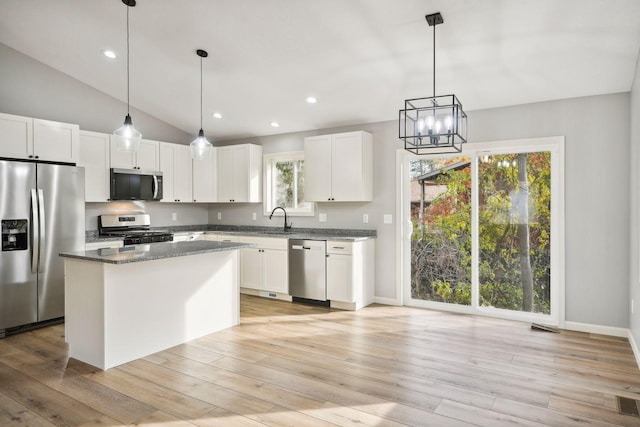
[212,112,222,119]
[102,49,117,59]
[306,96,317,104]
[270,122,280,128]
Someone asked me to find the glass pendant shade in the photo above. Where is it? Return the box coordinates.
[190,128,213,160]
[114,0,141,153]
[113,114,142,152]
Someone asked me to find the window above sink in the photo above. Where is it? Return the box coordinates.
[263,151,315,217]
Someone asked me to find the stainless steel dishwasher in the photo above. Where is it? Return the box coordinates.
[289,239,327,301]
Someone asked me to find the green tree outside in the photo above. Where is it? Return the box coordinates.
[411,152,551,314]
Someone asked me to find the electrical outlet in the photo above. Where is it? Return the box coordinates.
[217,212,222,220]
[252,212,257,221]
[633,299,635,314]
[171,212,177,221]
[383,214,393,224]
[319,213,327,223]
[363,213,369,224]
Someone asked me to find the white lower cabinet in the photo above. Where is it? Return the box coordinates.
[326,239,375,310]
[327,252,354,303]
[239,236,288,294]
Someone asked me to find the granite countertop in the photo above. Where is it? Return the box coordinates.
[86,225,376,243]
[61,241,254,264]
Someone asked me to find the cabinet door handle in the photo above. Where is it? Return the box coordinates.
[332,246,345,250]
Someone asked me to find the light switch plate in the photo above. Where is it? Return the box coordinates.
[171,212,177,221]
[363,214,369,224]
[217,212,222,220]
[383,214,393,224]
[252,212,257,221]
[319,213,327,223]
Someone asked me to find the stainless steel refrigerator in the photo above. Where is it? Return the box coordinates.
[0,160,84,334]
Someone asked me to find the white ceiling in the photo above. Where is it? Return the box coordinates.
[1,0,640,141]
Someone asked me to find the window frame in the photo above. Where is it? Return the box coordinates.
[263,151,315,217]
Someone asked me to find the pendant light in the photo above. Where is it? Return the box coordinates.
[113,0,142,153]
[190,49,213,160]
[399,12,467,155]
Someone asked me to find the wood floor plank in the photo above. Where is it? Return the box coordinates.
[0,294,639,427]
[0,362,107,426]
[118,359,338,427]
[0,392,57,427]
[434,399,545,426]
[204,330,498,410]
[86,367,216,420]
[549,395,640,427]
[491,397,620,427]
[162,356,409,427]
[212,354,469,427]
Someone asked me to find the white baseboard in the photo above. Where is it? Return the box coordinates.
[628,330,640,370]
[373,296,401,306]
[563,321,628,338]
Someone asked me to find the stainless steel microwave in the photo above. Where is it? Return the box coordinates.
[110,168,163,201]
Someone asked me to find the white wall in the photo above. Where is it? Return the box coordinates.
[0,43,190,144]
[215,92,631,328]
[630,52,640,344]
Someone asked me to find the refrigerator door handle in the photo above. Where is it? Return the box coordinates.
[37,189,46,273]
[152,175,159,199]
[30,189,40,274]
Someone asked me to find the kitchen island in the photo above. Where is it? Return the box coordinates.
[60,240,253,370]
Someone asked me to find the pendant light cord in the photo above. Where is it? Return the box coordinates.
[126,4,130,115]
[200,54,203,130]
[433,20,436,98]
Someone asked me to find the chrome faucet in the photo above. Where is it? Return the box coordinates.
[269,206,292,231]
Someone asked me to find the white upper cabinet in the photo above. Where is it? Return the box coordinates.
[33,119,80,164]
[217,144,262,203]
[79,130,110,202]
[110,138,159,171]
[192,147,217,203]
[160,142,192,203]
[304,131,372,202]
[0,113,79,163]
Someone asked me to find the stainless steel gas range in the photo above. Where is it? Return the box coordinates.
[98,214,173,245]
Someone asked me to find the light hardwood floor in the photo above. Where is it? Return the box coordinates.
[0,294,639,426]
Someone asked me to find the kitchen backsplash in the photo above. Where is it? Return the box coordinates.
[85,202,209,230]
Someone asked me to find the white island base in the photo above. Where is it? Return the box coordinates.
[64,250,239,370]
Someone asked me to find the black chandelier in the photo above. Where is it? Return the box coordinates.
[399,12,467,155]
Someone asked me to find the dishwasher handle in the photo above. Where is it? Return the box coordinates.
[291,245,311,250]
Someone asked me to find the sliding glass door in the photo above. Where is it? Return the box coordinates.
[478,152,551,315]
[410,157,471,305]
[403,138,563,324]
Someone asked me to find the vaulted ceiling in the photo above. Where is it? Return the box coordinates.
[1,0,639,141]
